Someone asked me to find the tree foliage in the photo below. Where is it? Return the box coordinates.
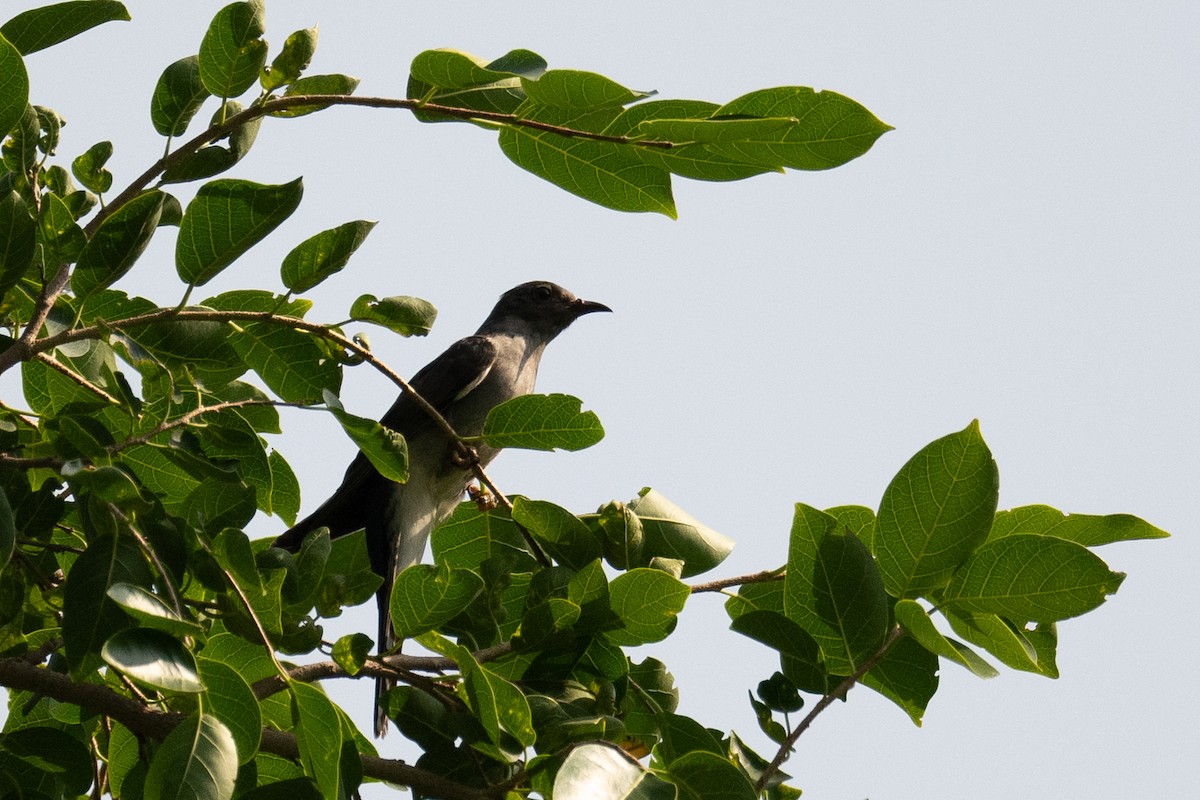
[0,3,1167,799]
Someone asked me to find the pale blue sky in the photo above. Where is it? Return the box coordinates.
[6,2,1198,797]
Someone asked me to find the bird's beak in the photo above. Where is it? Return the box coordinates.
[572,299,612,317]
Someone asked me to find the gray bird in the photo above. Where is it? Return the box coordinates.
[273,280,610,736]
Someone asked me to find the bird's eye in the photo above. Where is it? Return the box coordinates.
[535,285,553,300]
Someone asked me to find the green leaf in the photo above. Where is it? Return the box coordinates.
[989,505,1170,547]
[499,103,676,216]
[522,69,648,110]
[431,503,538,572]
[71,139,113,193]
[177,178,304,286]
[712,86,893,170]
[273,73,360,117]
[202,290,340,404]
[874,420,1000,598]
[289,682,344,799]
[512,496,601,570]
[597,500,644,571]
[0,726,93,795]
[261,26,317,91]
[0,487,13,573]
[942,608,1047,675]
[784,504,889,675]
[327,404,409,483]
[61,531,153,676]
[1,101,37,172]
[894,599,998,678]
[196,656,261,763]
[606,99,773,183]
[728,609,829,694]
[330,632,372,676]
[390,563,484,640]
[482,393,604,451]
[860,632,939,725]
[409,48,518,89]
[280,219,376,293]
[554,742,676,800]
[349,293,437,337]
[0,186,36,300]
[266,449,301,525]
[102,628,204,693]
[418,632,536,748]
[198,0,267,98]
[106,582,206,639]
[36,191,86,267]
[319,529,383,614]
[626,487,733,578]
[0,1,128,56]
[942,533,1126,622]
[72,189,166,300]
[408,49,544,123]
[604,568,688,646]
[0,34,28,139]
[669,750,758,800]
[151,55,210,137]
[143,713,237,800]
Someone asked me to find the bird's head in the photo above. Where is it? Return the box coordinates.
[477,281,611,341]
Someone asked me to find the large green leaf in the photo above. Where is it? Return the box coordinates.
[325,402,409,483]
[71,139,113,193]
[784,504,889,675]
[941,608,1049,676]
[0,488,13,573]
[668,750,758,800]
[625,487,733,578]
[0,35,28,140]
[176,178,303,286]
[61,531,153,676]
[202,290,341,403]
[603,568,688,647]
[418,632,536,748]
[197,0,267,98]
[0,726,93,796]
[196,657,260,763]
[860,633,939,725]
[101,628,204,693]
[289,682,344,800]
[874,421,999,598]
[0,186,36,300]
[151,55,210,137]
[711,86,893,170]
[498,103,676,217]
[143,713,237,800]
[106,582,205,639]
[431,503,538,572]
[0,1,128,56]
[280,219,376,293]
[942,534,1125,622]
[272,73,360,117]
[410,48,521,90]
[553,742,676,800]
[483,393,604,451]
[521,69,648,110]
[894,599,997,678]
[728,609,829,695]
[72,189,167,300]
[36,191,86,267]
[512,496,602,570]
[389,563,484,640]
[261,26,318,91]
[988,504,1169,547]
[349,293,436,337]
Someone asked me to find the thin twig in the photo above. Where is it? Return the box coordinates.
[754,624,908,793]
[689,569,785,594]
[34,352,121,405]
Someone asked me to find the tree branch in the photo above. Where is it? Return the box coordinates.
[0,656,494,800]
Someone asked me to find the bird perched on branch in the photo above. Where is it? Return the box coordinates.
[273,280,611,736]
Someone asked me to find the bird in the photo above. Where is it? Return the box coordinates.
[272,280,611,736]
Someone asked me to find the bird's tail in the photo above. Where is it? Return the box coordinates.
[374,583,396,738]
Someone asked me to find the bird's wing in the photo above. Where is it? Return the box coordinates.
[378,335,498,433]
[272,336,498,552]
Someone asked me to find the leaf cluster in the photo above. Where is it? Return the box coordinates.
[0,3,1166,800]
